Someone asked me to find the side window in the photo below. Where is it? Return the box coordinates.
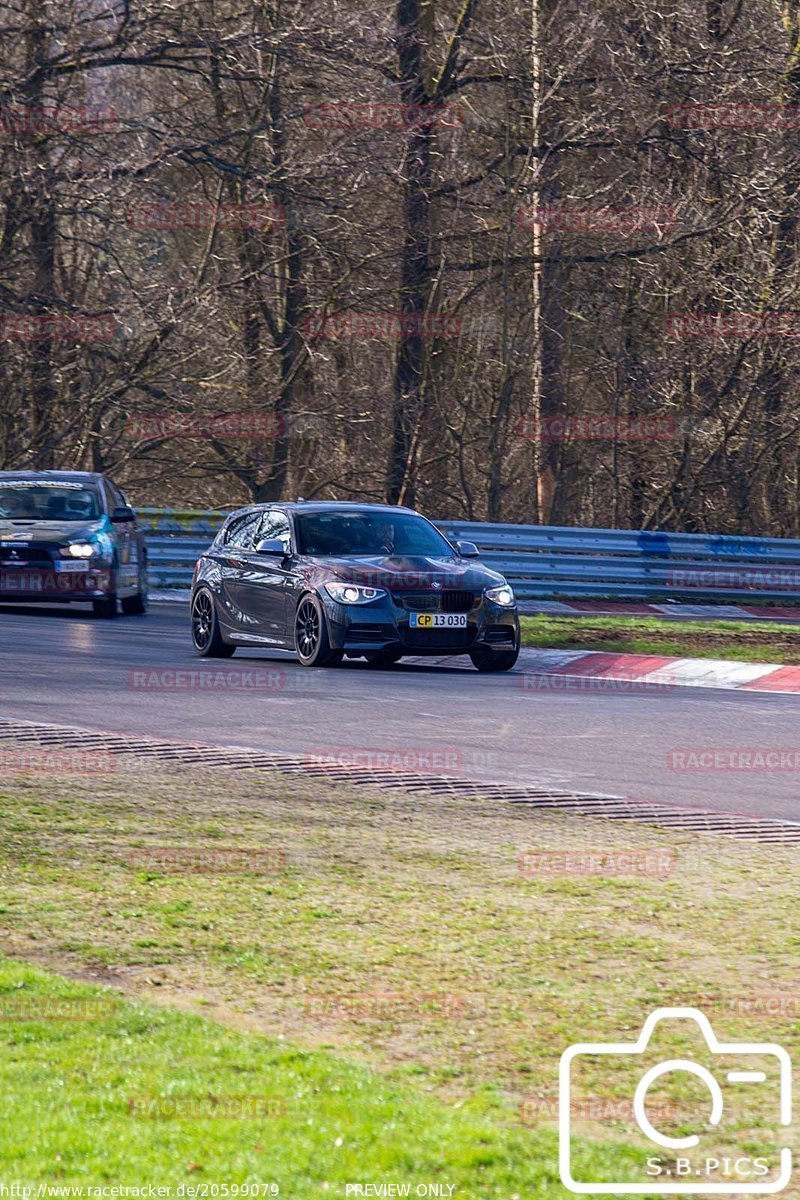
[225,512,263,550]
[260,510,292,552]
[106,481,125,513]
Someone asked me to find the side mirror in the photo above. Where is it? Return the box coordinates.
[255,537,288,557]
[112,506,136,524]
[456,540,480,558]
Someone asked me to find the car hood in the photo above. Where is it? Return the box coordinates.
[318,554,505,590]
[0,518,107,544]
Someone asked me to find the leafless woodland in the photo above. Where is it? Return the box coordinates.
[1,0,799,532]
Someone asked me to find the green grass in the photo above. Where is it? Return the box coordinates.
[519,614,800,663]
[0,955,571,1191]
[1,756,799,1189]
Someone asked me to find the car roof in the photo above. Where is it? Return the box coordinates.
[284,501,420,514]
[227,501,422,518]
[0,470,106,484]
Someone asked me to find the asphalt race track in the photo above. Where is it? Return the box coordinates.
[1,601,797,823]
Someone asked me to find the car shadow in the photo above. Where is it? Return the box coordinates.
[228,649,496,675]
[0,602,101,620]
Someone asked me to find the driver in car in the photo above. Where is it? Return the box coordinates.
[65,493,95,520]
[0,490,27,518]
[375,520,395,555]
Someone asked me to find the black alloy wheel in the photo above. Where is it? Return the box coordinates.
[191,587,236,657]
[295,595,343,667]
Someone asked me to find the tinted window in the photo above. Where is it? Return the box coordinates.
[0,482,102,521]
[225,512,263,550]
[295,511,454,557]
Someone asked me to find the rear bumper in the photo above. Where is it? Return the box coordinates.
[322,594,519,656]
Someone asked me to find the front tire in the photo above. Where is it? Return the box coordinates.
[191,588,236,658]
[469,644,520,672]
[121,561,148,615]
[294,595,343,667]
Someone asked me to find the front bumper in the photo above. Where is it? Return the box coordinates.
[321,591,520,657]
[0,566,114,602]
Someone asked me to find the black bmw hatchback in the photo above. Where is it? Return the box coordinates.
[191,502,520,671]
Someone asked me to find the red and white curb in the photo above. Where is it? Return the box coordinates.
[517,648,800,694]
[519,599,800,622]
[149,594,798,693]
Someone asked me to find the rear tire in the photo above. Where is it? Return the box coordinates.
[191,587,236,658]
[294,595,343,667]
[469,644,519,672]
[92,595,117,619]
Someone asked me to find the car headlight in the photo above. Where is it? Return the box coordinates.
[485,584,516,607]
[324,582,387,605]
[62,542,97,559]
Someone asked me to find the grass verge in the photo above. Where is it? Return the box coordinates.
[519,614,800,664]
[0,955,568,1191]
[1,753,798,1188]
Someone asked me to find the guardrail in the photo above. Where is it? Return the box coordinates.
[138,509,800,603]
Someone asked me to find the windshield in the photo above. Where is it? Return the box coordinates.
[295,510,455,557]
[0,482,103,521]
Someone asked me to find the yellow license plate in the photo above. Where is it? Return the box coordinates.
[409,613,467,629]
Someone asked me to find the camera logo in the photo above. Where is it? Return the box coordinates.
[559,1007,792,1194]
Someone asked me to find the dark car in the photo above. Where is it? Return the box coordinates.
[190,502,519,671]
[0,470,148,618]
